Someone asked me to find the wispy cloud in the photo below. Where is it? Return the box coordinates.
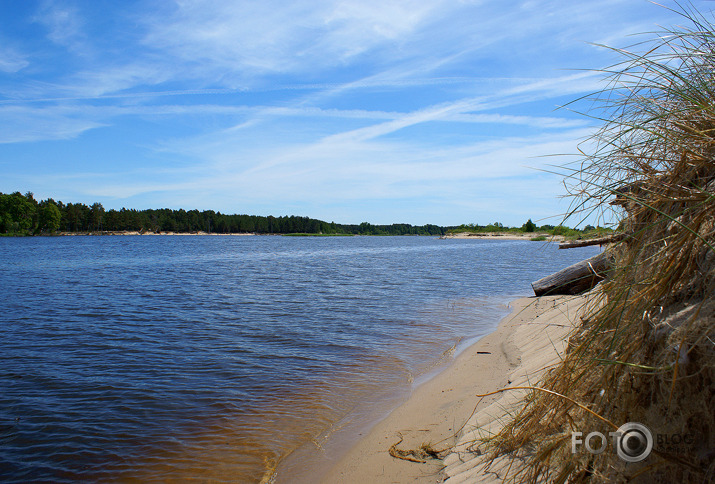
[239,71,601,159]
[54,125,592,222]
[0,47,29,73]
[3,1,666,100]
[0,105,105,143]
[0,0,704,225]
[33,1,85,50]
[141,0,452,79]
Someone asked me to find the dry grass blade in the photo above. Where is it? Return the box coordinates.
[475,386,618,430]
[474,5,715,483]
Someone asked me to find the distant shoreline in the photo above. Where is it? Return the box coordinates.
[440,231,566,241]
[24,231,394,237]
[2,230,568,240]
[56,230,257,236]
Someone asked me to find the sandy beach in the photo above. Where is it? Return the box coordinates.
[440,232,565,241]
[316,294,591,483]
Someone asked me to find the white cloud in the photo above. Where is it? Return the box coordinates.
[33,1,84,48]
[0,47,29,73]
[72,64,173,97]
[0,91,586,146]
[147,123,593,202]
[141,0,451,79]
[0,106,104,143]
[2,0,703,226]
[6,1,670,101]
[54,124,591,226]
[277,72,601,146]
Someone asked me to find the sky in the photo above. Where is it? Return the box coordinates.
[0,1,711,227]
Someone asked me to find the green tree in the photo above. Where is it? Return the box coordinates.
[89,202,105,231]
[38,202,61,233]
[0,192,37,234]
[522,219,537,232]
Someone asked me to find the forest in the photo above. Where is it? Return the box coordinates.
[0,191,450,236]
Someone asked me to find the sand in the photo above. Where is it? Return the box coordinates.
[440,232,565,241]
[318,294,590,483]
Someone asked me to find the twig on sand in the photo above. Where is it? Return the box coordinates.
[388,433,448,463]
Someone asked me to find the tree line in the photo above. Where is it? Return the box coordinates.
[0,192,449,236]
[1,191,596,237]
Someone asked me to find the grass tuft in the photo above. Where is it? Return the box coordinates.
[474,6,715,483]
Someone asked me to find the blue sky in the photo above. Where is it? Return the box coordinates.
[0,1,709,226]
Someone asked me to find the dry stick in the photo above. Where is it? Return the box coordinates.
[388,433,450,464]
[558,233,627,249]
[388,434,426,463]
[587,260,605,279]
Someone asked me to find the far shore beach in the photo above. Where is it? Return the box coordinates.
[440,231,566,241]
[50,230,566,241]
[278,294,591,483]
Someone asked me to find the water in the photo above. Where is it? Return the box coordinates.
[0,235,600,482]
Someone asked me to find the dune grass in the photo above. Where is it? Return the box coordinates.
[477,6,715,483]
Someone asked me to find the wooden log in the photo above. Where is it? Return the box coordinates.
[559,233,626,249]
[532,252,611,297]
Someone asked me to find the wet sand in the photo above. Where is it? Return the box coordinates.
[316,294,590,483]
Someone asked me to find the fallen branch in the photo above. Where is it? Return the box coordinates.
[531,252,612,296]
[558,233,625,249]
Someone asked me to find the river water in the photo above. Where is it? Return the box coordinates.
[0,235,599,482]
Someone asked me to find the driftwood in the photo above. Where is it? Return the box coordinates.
[532,252,611,297]
[388,434,447,463]
[559,233,626,249]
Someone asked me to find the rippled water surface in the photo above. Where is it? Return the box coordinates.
[0,235,600,482]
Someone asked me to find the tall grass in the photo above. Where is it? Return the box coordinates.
[479,5,715,482]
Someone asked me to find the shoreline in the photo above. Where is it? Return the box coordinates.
[55,230,257,236]
[4,231,566,240]
[3,231,434,237]
[440,231,566,241]
[305,294,589,483]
